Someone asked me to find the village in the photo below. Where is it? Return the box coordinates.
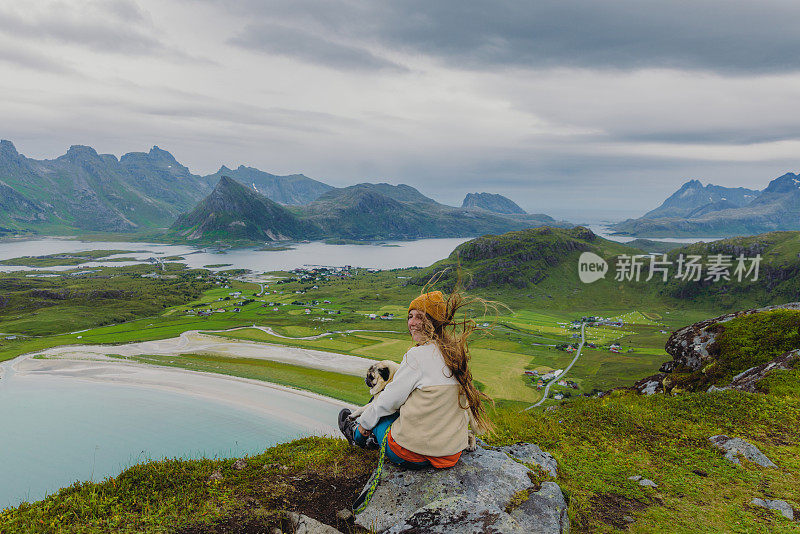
[174,269,661,404]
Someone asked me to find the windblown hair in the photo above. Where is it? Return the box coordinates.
[413,274,500,435]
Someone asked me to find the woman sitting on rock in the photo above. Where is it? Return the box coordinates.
[338,289,492,468]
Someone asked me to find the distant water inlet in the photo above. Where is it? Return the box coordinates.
[0,355,349,510]
[0,237,471,273]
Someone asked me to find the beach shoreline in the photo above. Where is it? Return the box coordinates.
[3,334,372,437]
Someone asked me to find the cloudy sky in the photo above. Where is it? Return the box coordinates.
[3,0,800,221]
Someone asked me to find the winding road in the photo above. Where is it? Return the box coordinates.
[523,321,586,411]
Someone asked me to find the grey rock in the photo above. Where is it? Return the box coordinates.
[623,515,635,523]
[628,475,642,481]
[336,508,353,521]
[285,512,344,534]
[640,380,660,395]
[499,442,559,478]
[232,459,247,470]
[751,498,794,520]
[507,482,569,533]
[727,349,799,392]
[709,435,777,467]
[208,469,223,482]
[354,445,568,533]
[638,479,658,488]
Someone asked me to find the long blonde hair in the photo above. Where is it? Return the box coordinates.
[414,280,496,434]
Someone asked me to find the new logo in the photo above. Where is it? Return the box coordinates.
[578,252,608,283]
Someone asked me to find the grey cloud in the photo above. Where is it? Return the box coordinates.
[613,128,800,146]
[101,0,149,24]
[41,86,363,137]
[229,23,406,72]
[0,2,163,55]
[206,0,800,74]
[0,43,77,74]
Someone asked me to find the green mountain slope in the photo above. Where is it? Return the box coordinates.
[0,141,210,232]
[302,183,564,240]
[412,226,800,311]
[119,146,212,212]
[202,165,333,205]
[169,176,319,243]
[462,192,526,214]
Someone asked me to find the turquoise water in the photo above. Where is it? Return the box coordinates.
[0,374,319,509]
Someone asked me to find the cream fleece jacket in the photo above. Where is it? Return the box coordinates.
[357,342,469,456]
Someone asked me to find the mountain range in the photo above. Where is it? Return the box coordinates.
[612,174,800,237]
[461,192,526,214]
[0,140,556,240]
[169,177,564,243]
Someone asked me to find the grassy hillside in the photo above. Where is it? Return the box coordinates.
[169,177,318,244]
[1,246,799,531]
[0,263,212,337]
[3,370,798,532]
[411,226,800,312]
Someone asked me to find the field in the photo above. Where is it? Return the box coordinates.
[0,262,720,406]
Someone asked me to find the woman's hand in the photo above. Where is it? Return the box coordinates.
[358,424,372,437]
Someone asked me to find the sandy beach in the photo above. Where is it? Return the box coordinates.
[27,330,375,375]
[6,351,356,438]
[3,331,382,437]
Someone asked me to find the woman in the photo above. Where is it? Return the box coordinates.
[338,289,492,468]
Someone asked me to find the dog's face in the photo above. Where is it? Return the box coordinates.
[365,360,399,395]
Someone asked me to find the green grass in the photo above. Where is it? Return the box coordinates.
[0,437,377,533]
[487,385,800,533]
[0,263,215,338]
[714,310,800,382]
[0,260,704,408]
[661,309,800,393]
[4,376,799,533]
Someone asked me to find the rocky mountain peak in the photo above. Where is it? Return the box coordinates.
[147,145,179,164]
[214,175,238,189]
[462,192,526,214]
[677,179,704,196]
[762,172,800,194]
[0,139,19,156]
[61,145,102,162]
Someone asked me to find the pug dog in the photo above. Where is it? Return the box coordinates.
[349,359,481,453]
[348,360,401,420]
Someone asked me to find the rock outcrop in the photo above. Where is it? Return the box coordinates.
[497,442,559,478]
[725,349,799,392]
[354,443,568,533]
[750,498,795,520]
[708,435,777,468]
[633,303,800,395]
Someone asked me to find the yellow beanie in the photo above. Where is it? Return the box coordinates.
[408,291,447,323]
